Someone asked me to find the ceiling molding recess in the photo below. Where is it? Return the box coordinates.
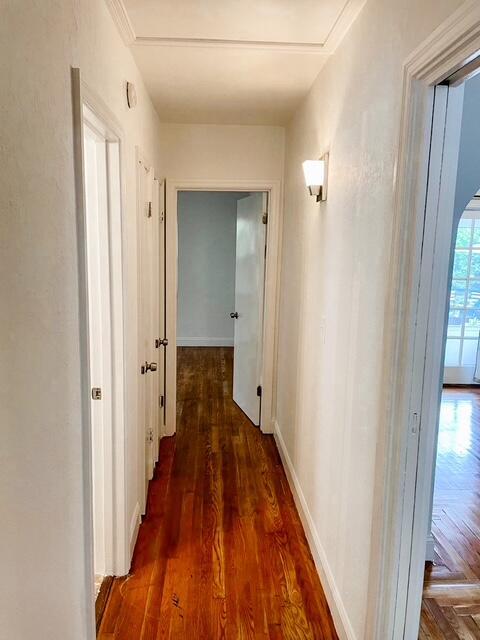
[105,0,366,55]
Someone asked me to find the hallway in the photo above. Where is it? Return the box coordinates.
[98,347,338,639]
[420,388,480,639]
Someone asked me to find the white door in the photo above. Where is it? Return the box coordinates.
[232,192,267,425]
[156,180,166,447]
[149,177,165,466]
[84,124,113,577]
[137,162,156,510]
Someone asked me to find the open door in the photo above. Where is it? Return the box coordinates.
[232,192,267,425]
[137,160,162,512]
[150,177,166,462]
[156,180,167,442]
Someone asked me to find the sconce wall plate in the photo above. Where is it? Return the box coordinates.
[318,152,328,202]
[126,81,137,109]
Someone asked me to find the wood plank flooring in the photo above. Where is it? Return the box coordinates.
[420,388,480,639]
[98,347,338,639]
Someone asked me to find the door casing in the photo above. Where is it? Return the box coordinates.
[165,179,282,435]
[366,5,480,639]
[72,68,129,640]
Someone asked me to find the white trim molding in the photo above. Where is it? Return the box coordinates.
[71,68,96,640]
[104,0,135,44]
[370,2,480,640]
[274,421,355,640]
[425,533,435,563]
[129,501,141,559]
[105,0,365,54]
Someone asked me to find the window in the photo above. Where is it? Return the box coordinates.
[445,210,480,368]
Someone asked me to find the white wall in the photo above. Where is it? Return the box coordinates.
[159,123,285,182]
[177,192,238,346]
[0,1,163,637]
[79,0,165,570]
[275,0,465,638]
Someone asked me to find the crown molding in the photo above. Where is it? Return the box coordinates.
[132,36,327,54]
[104,0,135,45]
[322,0,367,54]
[105,0,365,55]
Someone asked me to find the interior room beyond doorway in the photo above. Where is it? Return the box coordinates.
[177,190,267,427]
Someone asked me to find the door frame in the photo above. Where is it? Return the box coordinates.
[165,179,282,435]
[367,4,480,639]
[72,70,129,617]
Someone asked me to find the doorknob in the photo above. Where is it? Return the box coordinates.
[146,362,157,372]
[230,312,239,319]
[155,338,169,348]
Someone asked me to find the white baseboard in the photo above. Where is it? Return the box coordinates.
[444,365,479,384]
[425,533,435,563]
[129,501,141,559]
[274,421,356,640]
[177,337,234,347]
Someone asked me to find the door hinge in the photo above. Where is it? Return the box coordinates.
[146,428,154,443]
[159,395,164,408]
[160,209,165,223]
[257,385,262,397]
[147,201,152,218]
[262,193,269,224]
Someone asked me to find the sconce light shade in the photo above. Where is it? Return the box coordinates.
[302,154,328,201]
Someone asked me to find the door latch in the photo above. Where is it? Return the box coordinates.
[91,387,102,400]
[411,412,419,435]
[142,361,157,373]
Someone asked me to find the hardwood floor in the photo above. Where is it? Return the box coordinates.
[98,347,338,639]
[420,388,480,639]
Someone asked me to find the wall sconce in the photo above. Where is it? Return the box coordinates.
[302,153,329,202]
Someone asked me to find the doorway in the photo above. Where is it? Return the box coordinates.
[374,28,480,638]
[83,100,128,589]
[164,180,281,436]
[176,190,267,425]
[72,71,130,633]
[443,195,480,384]
[420,192,480,634]
[83,110,115,591]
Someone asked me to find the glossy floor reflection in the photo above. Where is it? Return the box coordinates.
[98,347,338,639]
[420,387,480,639]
